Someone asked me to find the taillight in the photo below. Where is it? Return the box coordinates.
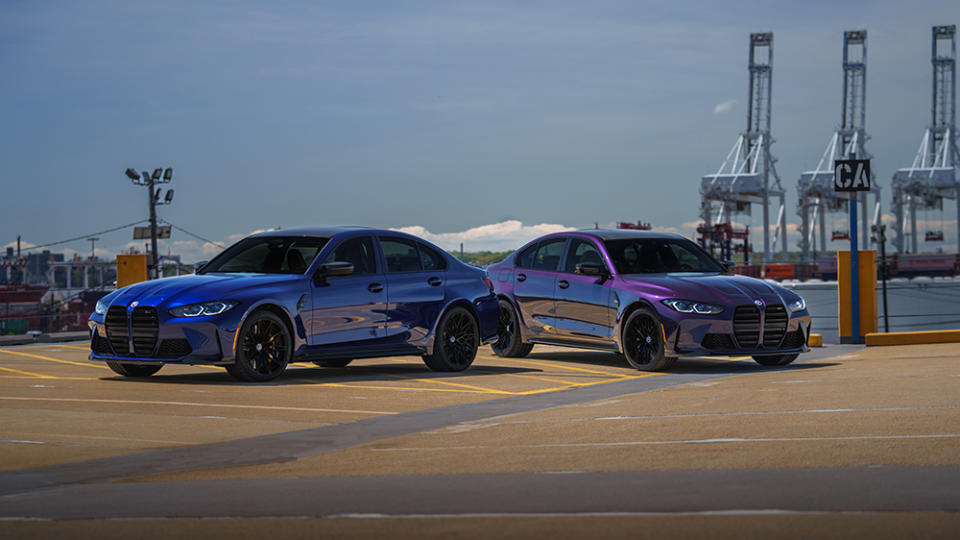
[482,276,494,293]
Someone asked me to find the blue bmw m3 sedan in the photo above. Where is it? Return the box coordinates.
[89,227,499,382]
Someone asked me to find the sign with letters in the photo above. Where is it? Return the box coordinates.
[833,159,871,192]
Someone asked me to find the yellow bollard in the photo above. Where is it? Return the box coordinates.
[837,250,878,343]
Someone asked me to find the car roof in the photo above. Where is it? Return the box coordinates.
[572,229,685,241]
[250,226,379,238]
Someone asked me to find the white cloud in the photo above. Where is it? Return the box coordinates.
[392,220,576,252]
[713,99,736,115]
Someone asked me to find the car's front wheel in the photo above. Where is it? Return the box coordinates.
[753,353,798,366]
[105,361,163,377]
[491,298,534,358]
[622,307,676,371]
[226,311,291,382]
[423,307,479,372]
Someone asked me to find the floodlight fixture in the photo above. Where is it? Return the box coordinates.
[141,171,151,182]
[152,168,163,180]
[164,189,175,203]
[163,168,173,181]
[125,168,141,181]
[154,187,162,203]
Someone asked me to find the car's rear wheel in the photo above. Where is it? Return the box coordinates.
[423,306,478,372]
[622,308,676,371]
[313,358,352,368]
[753,353,798,366]
[491,298,534,358]
[226,311,291,382]
[105,361,163,377]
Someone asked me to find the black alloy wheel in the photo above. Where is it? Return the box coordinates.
[753,353,799,366]
[227,311,291,382]
[423,306,479,372]
[491,298,534,358]
[622,308,676,371]
[105,360,163,377]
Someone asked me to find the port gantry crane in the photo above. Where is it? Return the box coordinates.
[892,25,959,255]
[700,32,787,264]
[797,30,881,263]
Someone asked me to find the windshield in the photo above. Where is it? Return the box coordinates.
[603,238,724,274]
[201,236,328,275]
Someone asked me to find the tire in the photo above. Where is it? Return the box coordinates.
[105,360,163,377]
[491,298,534,358]
[313,358,352,368]
[753,353,799,366]
[423,306,479,372]
[226,310,292,382]
[621,307,677,371]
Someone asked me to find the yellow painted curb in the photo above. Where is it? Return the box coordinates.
[808,333,823,347]
[865,329,960,346]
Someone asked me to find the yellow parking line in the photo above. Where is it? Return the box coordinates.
[54,344,91,351]
[0,366,56,379]
[385,374,512,395]
[0,396,396,415]
[478,371,580,386]
[511,374,658,396]
[304,381,499,395]
[509,358,631,376]
[0,349,110,370]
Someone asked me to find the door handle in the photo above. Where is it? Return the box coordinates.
[427,276,442,287]
[558,280,570,289]
[516,273,527,282]
[368,282,383,293]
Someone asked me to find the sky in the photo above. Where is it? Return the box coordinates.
[1,0,958,262]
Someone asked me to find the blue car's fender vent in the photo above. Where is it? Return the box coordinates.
[131,306,159,356]
[105,306,130,355]
[762,304,788,347]
[157,339,192,358]
[733,305,761,348]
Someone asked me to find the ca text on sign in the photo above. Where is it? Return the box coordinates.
[834,159,871,192]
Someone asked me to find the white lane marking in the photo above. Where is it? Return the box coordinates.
[0,396,396,416]
[593,406,958,421]
[370,433,960,452]
[0,439,45,444]
[326,510,895,519]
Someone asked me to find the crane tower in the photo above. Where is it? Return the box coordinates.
[797,30,881,263]
[700,33,787,263]
[892,25,959,254]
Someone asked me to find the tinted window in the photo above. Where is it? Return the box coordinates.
[203,237,327,274]
[532,238,566,272]
[603,238,723,274]
[564,238,604,273]
[419,243,446,271]
[323,236,377,275]
[516,244,538,269]
[381,237,422,273]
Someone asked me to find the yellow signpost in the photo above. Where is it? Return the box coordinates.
[116,254,148,289]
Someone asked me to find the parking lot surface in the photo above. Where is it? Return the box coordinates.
[1,341,958,538]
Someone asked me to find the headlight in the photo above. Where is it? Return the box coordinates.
[661,299,724,315]
[168,301,238,317]
[95,300,108,316]
[788,297,806,313]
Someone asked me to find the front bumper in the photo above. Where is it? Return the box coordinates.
[88,316,238,366]
[659,308,812,358]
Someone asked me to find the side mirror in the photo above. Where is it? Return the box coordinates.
[316,261,354,278]
[575,262,606,276]
[721,260,736,273]
[194,261,208,274]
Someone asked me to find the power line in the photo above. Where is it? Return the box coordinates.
[160,220,226,248]
[14,220,148,252]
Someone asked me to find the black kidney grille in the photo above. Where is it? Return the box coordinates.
[157,339,192,358]
[105,305,129,355]
[763,304,789,348]
[733,305,761,348]
[701,333,735,351]
[131,306,159,356]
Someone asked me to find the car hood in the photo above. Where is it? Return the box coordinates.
[108,273,305,307]
[618,273,797,307]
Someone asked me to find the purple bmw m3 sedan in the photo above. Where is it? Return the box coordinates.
[487,230,811,371]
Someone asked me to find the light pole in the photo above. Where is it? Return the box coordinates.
[125,167,174,279]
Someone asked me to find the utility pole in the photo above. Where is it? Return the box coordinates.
[125,168,174,279]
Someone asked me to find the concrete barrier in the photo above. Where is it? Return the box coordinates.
[865,329,960,346]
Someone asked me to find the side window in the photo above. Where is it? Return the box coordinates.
[380,237,422,273]
[419,243,447,271]
[532,239,566,272]
[323,236,377,275]
[516,244,538,269]
[564,239,604,273]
